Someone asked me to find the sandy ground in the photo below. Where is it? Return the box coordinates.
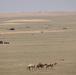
[0,12,76,75]
[0,29,73,35]
[5,19,49,23]
[0,11,76,17]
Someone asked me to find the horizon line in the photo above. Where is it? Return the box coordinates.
[0,10,76,13]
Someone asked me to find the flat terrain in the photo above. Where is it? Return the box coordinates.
[0,12,76,75]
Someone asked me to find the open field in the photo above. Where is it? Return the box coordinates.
[0,12,76,75]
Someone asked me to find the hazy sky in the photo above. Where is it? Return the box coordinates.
[0,0,76,12]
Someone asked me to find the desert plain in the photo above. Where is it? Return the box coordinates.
[0,11,76,75]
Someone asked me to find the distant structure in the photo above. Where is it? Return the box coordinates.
[0,41,3,44]
[9,28,15,30]
[7,28,15,30]
[4,42,9,44]
[0,41,9,44]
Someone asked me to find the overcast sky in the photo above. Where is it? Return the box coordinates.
[0,0,76,12]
